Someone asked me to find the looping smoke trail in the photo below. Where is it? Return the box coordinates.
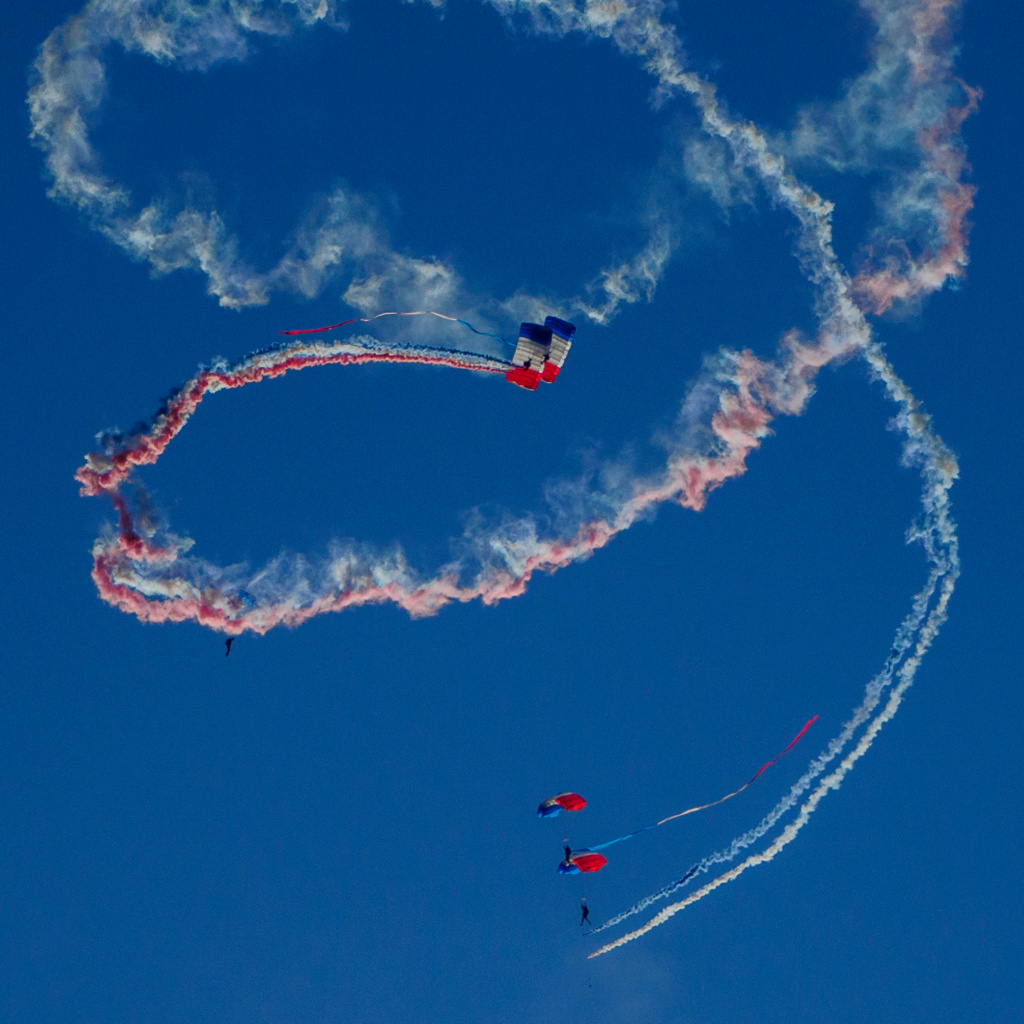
[76,331,820,634]
[590,346,959,943]
[47,0,975,953]
[26,0,672,323]
[590,395,959,955]
[573,0,970,953]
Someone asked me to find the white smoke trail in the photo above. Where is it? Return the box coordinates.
[475,0,970,951]
[591,340,960,947]
[591,405,958,956]
[591,548,947,933]
[26,0,672,323]
[36,0,973,954]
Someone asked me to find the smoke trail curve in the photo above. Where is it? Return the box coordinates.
[48,0,975,955]
[76,330,825,635]
[590,341,959,946]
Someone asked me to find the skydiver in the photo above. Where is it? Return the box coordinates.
[564,843,572,861]
[580,898,590,927]
[225,637,234,657]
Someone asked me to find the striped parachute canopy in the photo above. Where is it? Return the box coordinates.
[540,316,575,382]
[506,317,576,390]
[506,322,552,390]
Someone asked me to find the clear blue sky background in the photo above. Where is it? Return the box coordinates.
[2,2,1022,1022]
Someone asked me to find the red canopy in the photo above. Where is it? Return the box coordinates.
[570,852,608,873]
[554,792,587,812]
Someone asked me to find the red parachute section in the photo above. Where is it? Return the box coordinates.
[537,792,587,818]
[560,851,608,875]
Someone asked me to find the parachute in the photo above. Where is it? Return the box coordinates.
[505,317,576,390]
[42,0,972,961]
[559,851,609,875]
[537,792,587,818]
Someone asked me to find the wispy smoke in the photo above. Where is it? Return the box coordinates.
[48,0,976,955]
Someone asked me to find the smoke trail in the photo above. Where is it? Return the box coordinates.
[477,0,974,952]
[51,0,974,954]
[473,0,972,950]
[590,386,958,955]
[26,0,670,323]
[591,342,959,942]
[77,328,832,633]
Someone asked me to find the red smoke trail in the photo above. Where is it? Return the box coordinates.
[77,340,508,497]
[60,0,974,962]
[853,84,981,314]
[78,328,832,635]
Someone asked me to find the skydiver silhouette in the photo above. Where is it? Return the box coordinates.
[580,898,590,927]
[225,637,234,657]
[564,843,572,861]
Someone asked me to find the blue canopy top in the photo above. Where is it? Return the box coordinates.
[519,322,553,344]
[544,316,576,341]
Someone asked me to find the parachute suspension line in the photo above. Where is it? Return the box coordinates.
[280,309,512,346]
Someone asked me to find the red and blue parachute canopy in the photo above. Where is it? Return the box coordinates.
[559,850,608,875]
[506,317,576,390]
[537,792,587,818]
[540,316,575,383]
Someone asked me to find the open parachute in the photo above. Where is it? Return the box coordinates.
[560,850,609,875]
[537,792,588,818]
[505,317,576,390]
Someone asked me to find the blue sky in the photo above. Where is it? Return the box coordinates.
[2,2,1023,1022]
